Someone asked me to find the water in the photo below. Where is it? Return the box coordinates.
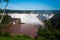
[8,24,40,37]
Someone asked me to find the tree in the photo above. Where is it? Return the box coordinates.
[37,14,60,40]
[0,0,9,24]
[50,14,60,30]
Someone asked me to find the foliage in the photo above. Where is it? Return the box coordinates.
[0,32,3,37]
[1,15,12,24]
[0,34,34,40]
[0,15,12,28]
[3,32,11,37]
[0,37,33,40]
[37,14,60,40]
[0,32,11,37]
[22,35,32,39]
[50,14,60,29]
[37,29,56,40]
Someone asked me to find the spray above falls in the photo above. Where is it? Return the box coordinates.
[8,13,54,29]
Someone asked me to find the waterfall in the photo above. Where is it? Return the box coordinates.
[8,13,54,29]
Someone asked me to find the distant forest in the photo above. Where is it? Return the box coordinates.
[0,9,60,14]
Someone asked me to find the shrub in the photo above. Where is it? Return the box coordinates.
[0,32,3,37]
[22,35,31,39]
[15,35,22,38]
[37,29,56,40]
[3,32,11,37]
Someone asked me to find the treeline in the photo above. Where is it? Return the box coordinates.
[0,9,60,14]
[0,9,33,13]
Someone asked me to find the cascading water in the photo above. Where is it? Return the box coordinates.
[8,13,54,29]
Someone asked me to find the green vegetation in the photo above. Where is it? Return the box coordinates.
[37,28,60,40]
[37,29,55,40]
[0,15,12,28]
[0,33,34,40]
[37,14,60,40]
[0,32,34,40]
[0,37,33,40]
[0,15,12,24]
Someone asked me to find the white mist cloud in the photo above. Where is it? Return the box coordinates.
[43,14,54,19]
[8,13,44,25]
[8,13,54,29]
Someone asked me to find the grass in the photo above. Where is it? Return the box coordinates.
[0,37,33,40]
[0,32,34,40]
[0,35,34,40]
[0,31,34,40]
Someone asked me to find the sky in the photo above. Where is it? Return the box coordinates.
[0,0,60,10]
